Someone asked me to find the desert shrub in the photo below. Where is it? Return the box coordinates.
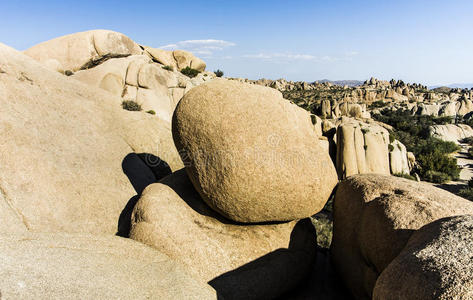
[423,170,451,184]
[373,110,460,183]
[393,173,416,181]
[458,187,473,201]
[121,100,142,111]
[468,178,473,188]
[180,67,200,78]
[417,151,459,181]
[162,65,173,71]
[64,70,74,76]
[214,69,224,77]
[311,215,332,249]
[146,110,156,115]
[369,100,388,109]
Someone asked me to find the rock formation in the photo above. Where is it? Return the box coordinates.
[373,215,473,300]
[429,123,473,143]
[331,174,473,299]
[335,118,391,179]
[130,169,317,299]
[0,42,183,234]
[0,232,216,299]
[172,79,338,223]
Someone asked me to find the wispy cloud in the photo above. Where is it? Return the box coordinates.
[242,53,317,60]
[159,39,236,57]
[242,51,359,63]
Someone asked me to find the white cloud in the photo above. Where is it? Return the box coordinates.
[242,51,360,63]
[243,53,317,60]
[159,39,236,57]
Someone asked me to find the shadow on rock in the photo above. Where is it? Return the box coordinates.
[117,153,172,237]
[208,219,317,300]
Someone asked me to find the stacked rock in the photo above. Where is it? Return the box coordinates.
[129,79,339,299]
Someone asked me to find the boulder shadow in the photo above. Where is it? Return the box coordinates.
[208,219,318,300]
[116,153,172,237]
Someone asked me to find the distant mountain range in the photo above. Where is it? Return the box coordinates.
[314,79,364,87]
[428,83,473,90]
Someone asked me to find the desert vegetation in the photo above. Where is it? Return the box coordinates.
[373,110,460,183]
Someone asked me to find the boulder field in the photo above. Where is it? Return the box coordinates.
[0,29,473,299]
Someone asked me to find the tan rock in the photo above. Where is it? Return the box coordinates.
[0,232,216,299]
[429,124,473,143]
[389,140,409,175]
[136,88,173,122]
[125,56,151,86]
[173,49,206,72]
[24,30,142,72]
[144,46,177,69]
[331,174,473,299]
[336,118,390,179]
[373,215,473,300]
[138,63,178,90]
[0,43,181,234]
[130,169,317,300]
[172,79,338,223]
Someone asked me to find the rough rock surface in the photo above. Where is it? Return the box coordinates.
[331,174,473,299]
[0,232,216,299]
[130,169,317,300]
[430,123,473,143]
[389,139,410,175]
[24,30,142,72]
[373,215,473,300]
[0,43,181,234]
[335,118,390,179]
[172,79,338,223]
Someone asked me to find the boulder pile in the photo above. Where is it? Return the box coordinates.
[1,29,473,299]
[331,174,473,299]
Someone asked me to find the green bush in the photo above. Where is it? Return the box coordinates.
[458,187,473,201]
[121,100,142,111]
[393,173,416,181]
[423,170,451,184]
[468,178,473,188]
[146,110,156,115]
[369,100,388,109]
[162,65,173,71]
[180,67,200,78]
[373,110,460,183]
[214,69,224,77]
[418,151,459,181]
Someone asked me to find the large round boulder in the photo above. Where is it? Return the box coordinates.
[331,174,473,299]
[0,232,216,299]
[373,215,473,300]
[130,169,317,300]
[172,79,338,223]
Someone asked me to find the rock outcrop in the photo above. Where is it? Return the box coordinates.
[429,124,473,143]
[24,30,143,72]
[0,232,216,299]
[0,42,182,234]
[389,140,410,175]
[172,79,338,223]
[335,118,390,179]
[373,215,473,300]
[130,169,317,300]
[331,174,473,299]
[24,30,214,123]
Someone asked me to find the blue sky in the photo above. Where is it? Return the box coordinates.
[1,0,472,85]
